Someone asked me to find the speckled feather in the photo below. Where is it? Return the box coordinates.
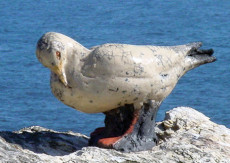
[36,32,215,113]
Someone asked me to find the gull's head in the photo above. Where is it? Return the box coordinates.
[36,32,69,86]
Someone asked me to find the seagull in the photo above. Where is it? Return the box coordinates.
[36,32,216,152]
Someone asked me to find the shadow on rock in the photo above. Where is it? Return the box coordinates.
[0,126,89,156]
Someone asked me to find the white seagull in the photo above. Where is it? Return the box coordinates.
[36,32,216,152]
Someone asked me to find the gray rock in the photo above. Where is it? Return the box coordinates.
[0,107,229,163]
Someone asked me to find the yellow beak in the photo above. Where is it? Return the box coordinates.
[51,65,68,87]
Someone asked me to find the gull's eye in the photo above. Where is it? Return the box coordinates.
[56,51,61,60]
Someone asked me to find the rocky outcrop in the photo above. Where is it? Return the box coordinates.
[0,107,229,163]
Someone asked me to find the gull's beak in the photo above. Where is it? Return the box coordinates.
[51,65,68,87]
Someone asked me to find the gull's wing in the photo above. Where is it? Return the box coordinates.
[81,44,156,79]
[80,43,199,79]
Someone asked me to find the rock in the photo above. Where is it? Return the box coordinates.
[0,107,229,163]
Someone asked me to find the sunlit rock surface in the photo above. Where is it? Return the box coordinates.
[0,107,229,163]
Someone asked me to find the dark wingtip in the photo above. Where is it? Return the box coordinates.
[197,49,214,56]
[188,48,214,57]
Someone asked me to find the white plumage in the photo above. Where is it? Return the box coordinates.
[36,32,215,113]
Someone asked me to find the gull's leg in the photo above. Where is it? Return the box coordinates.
[97,109,139,148]
[88,101,160,152]
[88,104,136,147]
[113,100,160,152]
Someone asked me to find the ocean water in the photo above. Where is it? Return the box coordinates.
[0,1,229,136]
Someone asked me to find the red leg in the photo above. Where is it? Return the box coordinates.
[89,101,159,152]
[97,110,139,148]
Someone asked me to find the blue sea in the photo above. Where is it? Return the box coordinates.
[0,1,229,136]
